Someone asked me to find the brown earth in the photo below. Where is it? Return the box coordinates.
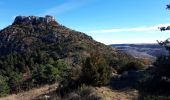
[95,87,139,100]
[0,85,139,100]
[0,84,57,100]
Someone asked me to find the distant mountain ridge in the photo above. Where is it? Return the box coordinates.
[110,44,169,59]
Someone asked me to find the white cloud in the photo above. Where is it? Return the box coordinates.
[85,23,170,44]
[94,36,170,45]
[41,0,88,16]
[95,38,157,45]
[88,23,170,33]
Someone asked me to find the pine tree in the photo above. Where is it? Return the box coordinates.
[81,52,111,86]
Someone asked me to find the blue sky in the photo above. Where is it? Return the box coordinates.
[1,0,170,44]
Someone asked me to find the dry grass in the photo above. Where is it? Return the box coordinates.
[94,87,139,100]
[0,85,138,100]
[0,84,57,100]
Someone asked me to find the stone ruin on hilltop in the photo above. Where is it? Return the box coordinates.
[13,15,55,25]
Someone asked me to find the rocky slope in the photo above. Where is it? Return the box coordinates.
[0,16,133,69]
[0,15,134,96]
[0,15,125,64]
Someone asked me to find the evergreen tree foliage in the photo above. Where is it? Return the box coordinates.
[81,52,111,86]
[0,75,10,97]
[155,6,170,79]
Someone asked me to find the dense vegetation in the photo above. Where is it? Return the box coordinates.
[81,52,111,86]
[0,75,10,97]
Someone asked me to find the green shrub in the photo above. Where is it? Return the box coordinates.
[44,64,59,83]
[0,75,10,97]
[33,64,59,84]
[154,56,170,79]
[67,84,101,100]
[81,52,111,86]
[118,61,145,74]
[51,59,81,96]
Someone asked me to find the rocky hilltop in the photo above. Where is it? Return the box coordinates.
[13,15,55,25]
[0,16,133,96]
[0,15,128,62]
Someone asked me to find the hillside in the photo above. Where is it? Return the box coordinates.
[0,16,126,64]
[0,15,134,97]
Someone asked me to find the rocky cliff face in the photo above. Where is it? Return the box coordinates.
[13,15,55,25]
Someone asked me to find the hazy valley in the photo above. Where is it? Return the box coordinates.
[111,44,169,59]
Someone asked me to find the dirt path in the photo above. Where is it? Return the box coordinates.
[1,85,138,100]
[0,84,58,100]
